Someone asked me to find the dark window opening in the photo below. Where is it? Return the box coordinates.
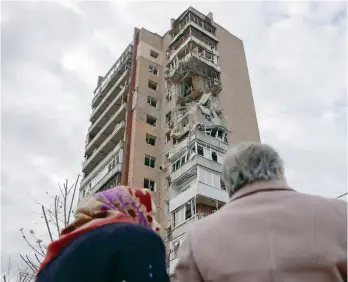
[146,134,156,146]
[144,155,156,168]
[148,80,158,91]
[150,50,159,58]
[146,115,157,127]
[144,178,156,192]
[197,145,204,156]
[165,111,172,123]
[212,151,218,162]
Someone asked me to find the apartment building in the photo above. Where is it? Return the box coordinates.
[79,7,260,278]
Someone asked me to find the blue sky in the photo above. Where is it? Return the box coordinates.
[1,0,347,273]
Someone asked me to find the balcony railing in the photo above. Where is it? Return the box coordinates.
[169,19,217,49]
[91,70,129,123]
[92,44,132,107]
[86,103,127,155]
[169,181,228,213]
[168,130,228,160]
[83,121,125,174]
[88,87,127,138]
[168,27,219,63]
[80,141,124,189]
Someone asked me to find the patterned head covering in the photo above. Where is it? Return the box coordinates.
[38,186,160,274]
[62,186,161,235]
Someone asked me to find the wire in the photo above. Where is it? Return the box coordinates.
[336,192,348,199]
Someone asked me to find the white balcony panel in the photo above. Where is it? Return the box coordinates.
[170,156,197,183]
[80,141,124,189]
[171,216,198,239]
[85,103,127,155]
[89,163,122,196]
[91,70,128,123]
[169,21,217,48]
[88,88,127,138]
[197,182,229,203]
[169,185,196,213]
[83,121,125,174]
[169,258,179,275]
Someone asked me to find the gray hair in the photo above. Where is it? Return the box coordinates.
[221,142,285,197]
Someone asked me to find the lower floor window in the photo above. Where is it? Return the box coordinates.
[144,178,156,192]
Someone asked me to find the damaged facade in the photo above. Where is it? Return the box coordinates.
[78,7,260,279]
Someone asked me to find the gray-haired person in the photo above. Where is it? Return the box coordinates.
[175,142,347,282]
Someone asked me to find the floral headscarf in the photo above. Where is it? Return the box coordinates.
[38,186,160,274]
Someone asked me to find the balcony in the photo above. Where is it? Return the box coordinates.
[170,153,221,184]
[166,50,220,84]
[80,141,124,190]
[91,70,129,123]
[85,103,127,156]
[89,162,122,196]
[168,27,219,63]
[169,19,217,48]
[169,181,228,213]
[168,130,228,160]
[83,121,125,174]
[92,45,132,108]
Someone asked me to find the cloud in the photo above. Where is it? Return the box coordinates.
[1,0,346,273]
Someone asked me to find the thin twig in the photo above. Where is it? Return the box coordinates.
[19,255,36,274]
[42,205,53,242]
[67,175,79,224]
[54,196,61,235]
[20,230,45,257]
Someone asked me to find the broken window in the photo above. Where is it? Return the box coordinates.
[144,178,156,192]
[144,155,156,168]
[220,179,226,190]
[165,132,171,143]
[181,77,193,98]
[148,80,158,91]
[181,117,189,127]
[149,65,159,75]
[150,50,159,58]
[185,202,192,220]
[218,130,223,139]
[146,115,157,127]
[212,151,218,162]
[146,134,156,146]
[147,96,158,108]
[165,94,172,103]
[197,145,204,156]
[165,111,172,123]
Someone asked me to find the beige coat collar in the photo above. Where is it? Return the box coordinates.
[230,180,296,202]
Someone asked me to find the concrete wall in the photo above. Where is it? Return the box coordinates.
[215,27,260,144]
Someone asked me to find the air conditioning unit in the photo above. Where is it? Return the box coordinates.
[159,165,167,172]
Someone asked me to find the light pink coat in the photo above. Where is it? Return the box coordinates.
[175,180,347,282]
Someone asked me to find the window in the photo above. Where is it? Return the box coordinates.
[165,94,172,103]
[181,117,189,127]
[149,65,159,75]
[146,134,156,146]
[197,145,204,156]
[172,153,188,172]
[165,132,171,143]
[165,111,172,123]
[144,178,156,191]
[144,155,156,168]
[165,201,169,215]
[148,80,158,91]
[146,115,157,127]
[185,202,192,220]
[220,179,226,190]
[212,151,218,162]
[147,96,158,108]
[150,50,159,58]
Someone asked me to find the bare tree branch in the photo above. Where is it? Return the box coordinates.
[67,175,79,224]
[41,206,53,242]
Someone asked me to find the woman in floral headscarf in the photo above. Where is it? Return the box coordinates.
[36,186,169,282]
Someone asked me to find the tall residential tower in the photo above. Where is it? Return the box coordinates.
[79,7,260,278]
